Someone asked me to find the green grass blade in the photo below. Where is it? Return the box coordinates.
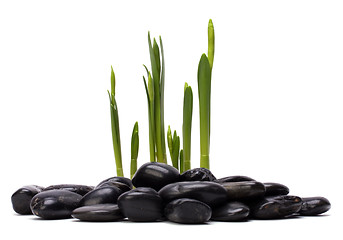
[183,83,193,171]
[179,149,184,173]
[130,122,139,179]
[159,36,167,163]
[208,19,215,71]
[197,54,211,169]
[172,132,180,170]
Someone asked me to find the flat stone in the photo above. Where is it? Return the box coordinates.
[220,181,265,200]
[263,182,289,196]
[96,177,133,189]
[180,168,216,181]
[217,175,256,183]
[159,181,227,207]
[79,186,122,206]
[132,162,180,191]
[211,202,250,221]
[11,185,44,215]
[72,204,124,221]
[299,197,331,216]
[164,198,211,224]
[43,184,94,196]
[117,187,163,222]
[250,195,302,219]
[30,190,82,219]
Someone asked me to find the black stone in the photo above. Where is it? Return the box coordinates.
[211,202,250,221]
[132,162,180,191]
[97,176,133,189]
[264,182,289,196]
[96,181,131,193]
[158,181,227,207]
[180,168,216,181]
[220,181,265,200]
[164,198,211,224]
[30,190,82,219]
[250,195,302,219]
[43,184,94,196]
[72,204,124,222]
[117,187,163,222]
[299,197,331,216]
[217,175,256,183]
[11,185,44,215]
[79,186,122,206]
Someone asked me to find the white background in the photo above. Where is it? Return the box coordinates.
[1,0,342,239]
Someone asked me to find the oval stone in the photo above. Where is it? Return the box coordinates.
[117,187,163,222]
[132,162,180,191]
[43,184,94,196]
[96,181,131,193]
[180,168,216,181]
[158,181,227,207]
[211,202,250,221]
[164,198,211,224]
[79,186,122,206]
[11,185,44,215]
[30,190,82,219]
[220,181,265,200]
[97,177,133,189]
[217,175,256,183]
[264,182,289,196]
[72,204,124,221]
[299,197,331,216]
[250,195,302,219]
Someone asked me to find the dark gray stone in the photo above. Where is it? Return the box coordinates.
[79,186,122,206]
[30,190,82,219]
[72,204,124,221]
[132,162,180,191]
[299,197,331,216]
[211,202,250,221]
[11,185,44,215]
[263,182,289,196]
[96,177,133,189]
[117,187,163,222]
[250,195,302,219]
[180,168,216,181]
[217,175,255,183]
[220,181,265,200]
[159,181,227,207]
[164,198,212,224]
[43,184,94,196]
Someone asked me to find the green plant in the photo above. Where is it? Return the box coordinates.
[167,126,180,170]
[107,66,124,177]
[130,122,139,179]
[183,83,193,172]
[143,32,167,164]
[198,19,215,169]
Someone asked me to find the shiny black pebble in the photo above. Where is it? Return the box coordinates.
[72,204,124,221]
[97,176,133,189]
[159,181,227,207]
[299,197,331,216]
[264,182,289,196]
[180,168,216,181]
[117,187,163,222]
[211,202,250,221]
[164,198,211,224]
[11,185,44,215]
[132,162,180,191]
[43,184,94,196]
[250,195,302,219]
[217,175,255,183]
[96,181,131,193]
[220,181,265,200]
[79,186,122,206]
[30,190,82,219]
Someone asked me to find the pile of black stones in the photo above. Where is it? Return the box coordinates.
[11,162,331,223]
